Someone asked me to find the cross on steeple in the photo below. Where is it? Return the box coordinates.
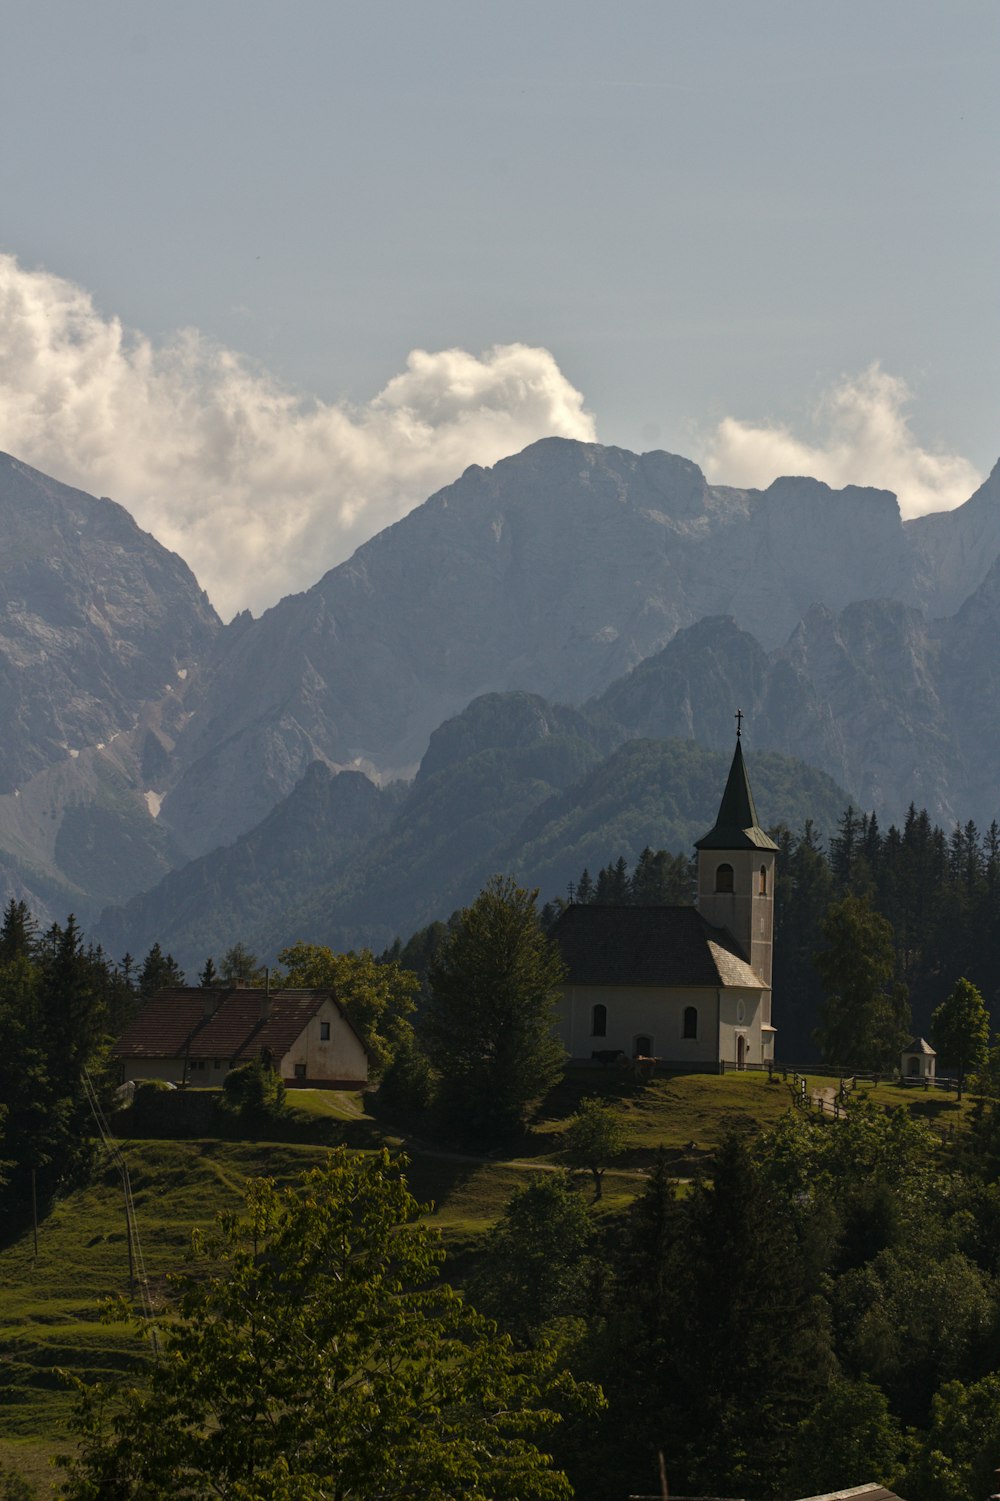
[735,707,744,739]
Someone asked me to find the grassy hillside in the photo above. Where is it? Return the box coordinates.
[0,1071,971,1493]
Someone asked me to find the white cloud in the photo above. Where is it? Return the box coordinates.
[0,256,596,618]
[700,363,981,518]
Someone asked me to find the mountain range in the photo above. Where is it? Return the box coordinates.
[2,438,1000,964]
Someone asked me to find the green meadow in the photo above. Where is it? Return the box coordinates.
[0,1071,972,1493]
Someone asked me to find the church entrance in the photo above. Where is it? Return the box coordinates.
[737,1034,746,1070]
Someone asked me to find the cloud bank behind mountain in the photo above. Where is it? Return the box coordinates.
[0,256,983,619]
[0,256,596,618]
[702,363,982,516]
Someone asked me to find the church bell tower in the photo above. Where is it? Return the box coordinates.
[694,721,778,986]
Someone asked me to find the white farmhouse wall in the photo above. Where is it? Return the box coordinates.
[279,999,369,1085]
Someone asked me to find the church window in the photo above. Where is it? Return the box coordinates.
[715,863,734,893]
[737,999,746,1023]
[634,1035,652,1057]
[759,865,768,895]
[682,1006,697,1039]
[591,1004,607,1038]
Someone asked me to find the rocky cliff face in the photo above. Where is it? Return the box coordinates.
[595,570,1000,831]
[5,436,1000,933]
[158,438,929,857]
[0,453,219,918]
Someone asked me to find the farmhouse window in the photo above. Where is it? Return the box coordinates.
[320,1021,331,1041]
[294,1063,307,1078]
[591,1004,607,1037]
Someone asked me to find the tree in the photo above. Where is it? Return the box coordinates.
[198,956,219,987]
[472,1173,594,1341]
[424,877,567,1144]
[0,914,115,1222]
[903,1373,1000,1501]
[654,1130,835,1497]
[138,942,185,998]
[564,1096,629,1199]
[932,976,990,1100]
[220,942,266,986]
[0,899,37,965]
[786,1377,903,1498]
[278,943,418,1076]
[62,1150,596,1500]
[814,894,907,1070]
[221,1059,287,1122]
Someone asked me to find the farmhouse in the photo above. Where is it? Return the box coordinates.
[551,732,777,1071]
[112,982,370,1087]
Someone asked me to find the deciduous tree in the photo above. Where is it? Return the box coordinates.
[932,976,990,1100]
[472,1173,594,1341]
[278,943,418,1076]
[61,1150,596,1500]
[564,1096,629,1199]
[424,877,566,1144]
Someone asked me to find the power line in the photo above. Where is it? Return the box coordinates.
[81,1069,160,1359]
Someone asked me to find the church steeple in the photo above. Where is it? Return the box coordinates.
[695,738,778,853]
[695,727,777,986]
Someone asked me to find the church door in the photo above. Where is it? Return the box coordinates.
[737,1034,746,1070]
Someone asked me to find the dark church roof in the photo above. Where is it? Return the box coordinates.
[552,904,765,990]
[695,738,779,852]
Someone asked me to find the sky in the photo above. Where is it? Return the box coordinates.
[0,0,997,618]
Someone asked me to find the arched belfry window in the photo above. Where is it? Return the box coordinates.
[683,1006,698,1040]
[759,865,768,895]
[591,1004,607,1038]
[715,863,734,894]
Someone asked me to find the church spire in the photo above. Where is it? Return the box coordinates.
[694,734,779,852]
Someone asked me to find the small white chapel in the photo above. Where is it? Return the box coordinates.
[551,730,778,1070]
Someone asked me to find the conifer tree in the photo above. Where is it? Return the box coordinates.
[138,942,185,997]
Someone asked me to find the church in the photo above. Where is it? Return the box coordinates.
[551,732,777,1070]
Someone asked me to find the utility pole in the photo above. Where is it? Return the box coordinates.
[123,1164,135,1290]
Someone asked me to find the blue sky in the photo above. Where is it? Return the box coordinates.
[1,1,997,615]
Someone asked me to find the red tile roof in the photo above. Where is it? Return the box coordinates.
[112,986,366,1063]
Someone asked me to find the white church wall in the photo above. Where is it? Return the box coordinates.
[718,987,770,1067]
[557,985,722,1064]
